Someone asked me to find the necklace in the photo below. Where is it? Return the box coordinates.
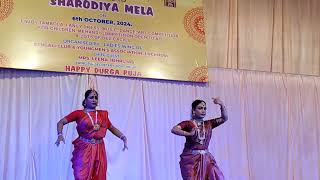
[86,110,100,131]
[193,120,206,144]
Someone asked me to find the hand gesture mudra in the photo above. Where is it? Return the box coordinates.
[212,97,223,105]
[190,128,200,142]
[55,135,65,146]
[122,137,128,151]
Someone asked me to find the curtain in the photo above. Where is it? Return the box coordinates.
[0,68,319,180]
[204,0,320,76]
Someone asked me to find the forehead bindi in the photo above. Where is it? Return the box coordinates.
[196,102,206,108]
[88,92,98,98]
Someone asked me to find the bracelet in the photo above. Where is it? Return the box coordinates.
[57,132,63,136]
[120,135,126,140]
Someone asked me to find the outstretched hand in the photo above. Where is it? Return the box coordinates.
[122,137,128,151]
[55,135,65,146]
[212,97,223,105]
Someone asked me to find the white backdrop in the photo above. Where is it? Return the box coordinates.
[0,68,319,180]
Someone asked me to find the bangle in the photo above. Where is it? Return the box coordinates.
[58,132,63,136]
[120,135,126,140]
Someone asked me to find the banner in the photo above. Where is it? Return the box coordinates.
[0,0,208,82]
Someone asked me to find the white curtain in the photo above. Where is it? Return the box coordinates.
[0,68,319,180]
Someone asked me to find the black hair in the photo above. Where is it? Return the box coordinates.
[191,99,206,118]
[192,99,206,110]
[82,89,98,108]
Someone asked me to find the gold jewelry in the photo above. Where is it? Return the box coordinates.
[93,124,100,131]
[193,120,206,144]
[87,110,100,131]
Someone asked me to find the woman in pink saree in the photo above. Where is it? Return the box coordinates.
[55,89,128,180]
[171,98,228,180]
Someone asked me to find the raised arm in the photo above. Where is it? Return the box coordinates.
[109,125,128,151]
[211,97,228,127]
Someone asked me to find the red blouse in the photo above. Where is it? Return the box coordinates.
[64,110,112,139]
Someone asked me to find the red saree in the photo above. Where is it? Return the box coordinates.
[64,110,111,180]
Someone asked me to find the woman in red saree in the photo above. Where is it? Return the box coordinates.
[171,98,228,180]
[55,89,128,180]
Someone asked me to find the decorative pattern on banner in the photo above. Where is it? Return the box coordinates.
[0,53,9,67]
[184,7,205,44]
[0,0,208,82]
[0,0,14,21]
[188,66,208,82]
